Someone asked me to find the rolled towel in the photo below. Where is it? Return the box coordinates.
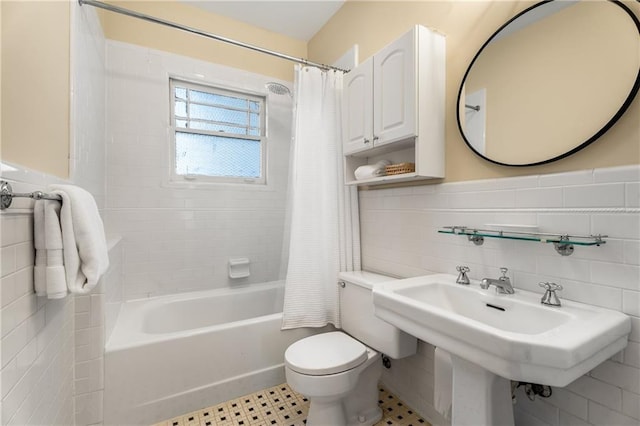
[50,184,109,295]
[354,160,391,180]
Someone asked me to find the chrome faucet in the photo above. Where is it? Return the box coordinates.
[456,265,470,285]
[539,282,563,307]
[481,267,514,294]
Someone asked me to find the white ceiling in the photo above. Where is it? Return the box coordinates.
[181,1,345,41]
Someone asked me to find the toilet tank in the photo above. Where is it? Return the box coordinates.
[338,271,417,358]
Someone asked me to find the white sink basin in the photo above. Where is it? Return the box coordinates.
[373,273,631,387]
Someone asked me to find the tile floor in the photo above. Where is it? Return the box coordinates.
[153,383,430,426]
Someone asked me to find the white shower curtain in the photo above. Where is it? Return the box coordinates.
[281,66,361,330]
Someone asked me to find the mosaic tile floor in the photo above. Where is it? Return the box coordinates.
[153,383,430,426]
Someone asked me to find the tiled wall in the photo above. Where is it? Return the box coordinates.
[70,1,107,210]
[0,181,75,426]
[70,3,108,425]
[104,41,293,300]
[74,238,122,426]
[364,165,640,426]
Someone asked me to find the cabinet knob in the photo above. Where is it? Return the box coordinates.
[364,138,370,144]
[373,135,379,142]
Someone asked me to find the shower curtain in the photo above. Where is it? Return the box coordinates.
[281,66,360,330]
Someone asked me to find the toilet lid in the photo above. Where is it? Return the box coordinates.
[285,332,368,376]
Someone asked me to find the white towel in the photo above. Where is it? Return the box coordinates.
[50,184,109,294]
[33,201,47,297]
[434,347,453,420]
[44,200,67,299]
[354,160,391,180]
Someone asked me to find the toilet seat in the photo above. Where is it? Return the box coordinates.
[285,332,368,376]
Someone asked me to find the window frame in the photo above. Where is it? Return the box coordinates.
[169,78,267,185]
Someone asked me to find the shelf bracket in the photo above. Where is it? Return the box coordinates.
[468,234,484,246]
[553,236,574,256]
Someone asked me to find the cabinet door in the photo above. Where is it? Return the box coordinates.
[342,58,373,155]
[373,28,417,147]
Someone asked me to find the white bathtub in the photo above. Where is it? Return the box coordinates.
[104,281,326,425]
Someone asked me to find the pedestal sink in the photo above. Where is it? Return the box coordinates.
[372,274,631,426]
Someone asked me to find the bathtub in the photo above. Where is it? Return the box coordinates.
[104,281,327,425]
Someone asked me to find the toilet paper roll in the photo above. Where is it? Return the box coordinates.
[434,347,453,420]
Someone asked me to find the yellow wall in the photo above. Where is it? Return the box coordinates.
[309,0,640,183]
[3,1,638,182]
[100,1,307,82]
[1,0,71,178]
[466,1,637,165]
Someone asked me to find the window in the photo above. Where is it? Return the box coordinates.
[170,78,266,184]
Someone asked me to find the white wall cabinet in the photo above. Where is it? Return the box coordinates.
[342,25,446,185]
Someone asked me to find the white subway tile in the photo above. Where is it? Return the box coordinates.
[74,357,104,394]
[567,375,622,411]
[588,401,638,426]
[0,216,32,247]
[14,243,33,272]
[90,294,105,327]
[537,213,590,236]
[496,175,541,190]
[622,291,640,317]
[629,316,640,343]
[537,255,591,283]
[0,358,21,399]
[592,214,640,240]
[75,295,91,313]
[622,390,640,420]
[13,268,34,301]
[514,392,560,425]
[612,351,626,365]
[591,262,640,291]
[558,410,590,426]
[593,165,640,183]
[516,187,563,208]
[513,405,552,426]
[1,321,27,368]
[538,170,593,187]
[624,241,640,265]
[623,341,640,368]
[626,183,640,208]
[1,274,17,308]
[571,239,624,264]
[564,183,625,208]
[448,190,516,209]
[75,390,104,426]
[547,388,588,420]
[1,294,38,338]
[75,311,92,330]
[1,246,16,278]
[590,360,640,394]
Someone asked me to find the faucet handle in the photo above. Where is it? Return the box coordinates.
[499,267,509,279]
[539,281,563,291]
[456,265,470,285]
[539,282,563,306]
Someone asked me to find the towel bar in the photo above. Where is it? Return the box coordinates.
[0,180,62,210]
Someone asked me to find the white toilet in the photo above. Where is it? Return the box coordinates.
[284,271,417,426]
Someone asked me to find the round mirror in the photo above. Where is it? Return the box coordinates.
[457,0,640,167]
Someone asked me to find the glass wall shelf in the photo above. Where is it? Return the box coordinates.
[439,226,607,256]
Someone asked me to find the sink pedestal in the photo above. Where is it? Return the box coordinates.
[451,355,514,426]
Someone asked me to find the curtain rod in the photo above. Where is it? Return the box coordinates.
[78,0,349,73]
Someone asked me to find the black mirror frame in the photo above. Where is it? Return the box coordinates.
[456,0,640,167]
